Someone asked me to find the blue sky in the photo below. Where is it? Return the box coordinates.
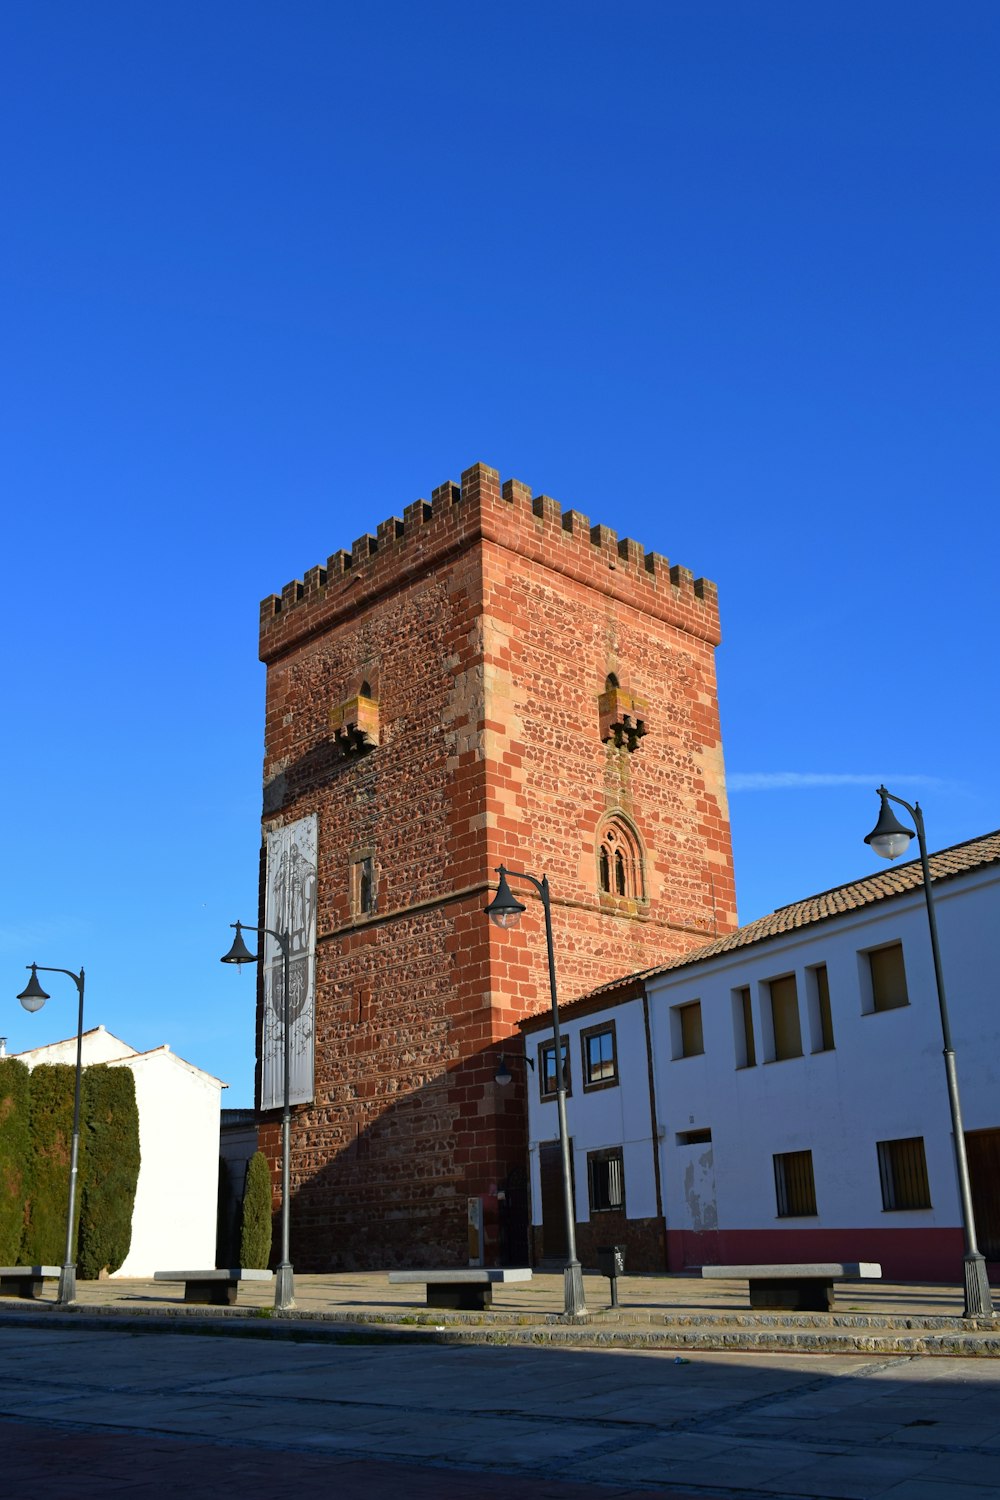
[4,3,997,1102]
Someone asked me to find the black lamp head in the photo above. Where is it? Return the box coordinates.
[18,963,50,1013]
[485,867,527,929]
[864,787,915,861]
[220,922,258,965]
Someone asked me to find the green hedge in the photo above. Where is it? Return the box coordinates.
[0,1058,31,1263]
[14,1062,141,1274]
[20,1064,84,1266]
[78,1066,140,1279]
[240,1151,274,1269]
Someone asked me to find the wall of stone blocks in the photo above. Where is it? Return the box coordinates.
[256,462,736,1269]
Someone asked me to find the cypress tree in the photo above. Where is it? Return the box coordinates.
[240,1151,274,1269]
[78,1066,140,1279]
[0,1058,31,1263]
[21,1064,83,1266]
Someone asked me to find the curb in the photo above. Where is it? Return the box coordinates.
[2,1301,999,1357]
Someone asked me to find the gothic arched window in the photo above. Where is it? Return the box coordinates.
[596,815,646,903]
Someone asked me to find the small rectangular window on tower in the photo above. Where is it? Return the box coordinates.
[350,852,377,917]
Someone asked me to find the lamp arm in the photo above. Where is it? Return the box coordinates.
[497,865,545,901]
[231,921,290,955]
[29,964,85,993]
[878,785,920,825]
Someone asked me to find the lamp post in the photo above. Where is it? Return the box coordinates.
[485,866,587,1316]
[16,962,85,1306]
[221,920,295,1310]
[865,786,995,1319]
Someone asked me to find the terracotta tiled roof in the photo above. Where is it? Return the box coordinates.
[524,829,1000,1028]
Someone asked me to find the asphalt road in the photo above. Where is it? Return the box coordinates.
[3,1322,1000,1498]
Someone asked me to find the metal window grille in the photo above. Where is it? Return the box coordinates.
[877,1137,931,1210]
[774,1149,817,1217]
[589,1150,625,1212]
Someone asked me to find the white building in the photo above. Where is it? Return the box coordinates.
[15,1026,224,1277]
[521,830,1000,1282]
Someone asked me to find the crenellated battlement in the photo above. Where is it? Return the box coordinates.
[259,461,720,660]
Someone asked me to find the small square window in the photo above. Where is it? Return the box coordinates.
[878,1137,931,1210]
[868,944,909,1012]
[581,1024,617,1089]
[672,1000,704,1059]
[588,1148,625,1213]
[773,1149,817,1217]
[538,1040,570,1099]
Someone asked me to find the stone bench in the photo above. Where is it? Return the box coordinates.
[0,1266,60,1300]
[388,1267,532,1310]
[702,1262,882,1312]
[153,1268,274,1306]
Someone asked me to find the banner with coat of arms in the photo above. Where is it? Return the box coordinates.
[261,813,317,1109]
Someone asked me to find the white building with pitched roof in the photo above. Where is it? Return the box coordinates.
[15,1026,224,1277]
[521,830,1000,1282]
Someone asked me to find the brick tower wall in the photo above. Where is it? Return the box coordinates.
[256,462,735,1269]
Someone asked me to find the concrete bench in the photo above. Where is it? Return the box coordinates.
[0,1266,60,1300]
[702,1262,882,1312]
[388,1267,532,1310]
[153,1268,274,1306]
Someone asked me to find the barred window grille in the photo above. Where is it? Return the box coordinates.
[774,1149,817,1217]
[878,1137,931,1210]
[589,1149,625,1212]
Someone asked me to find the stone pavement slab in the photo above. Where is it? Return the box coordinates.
[4,1323,1000,1497]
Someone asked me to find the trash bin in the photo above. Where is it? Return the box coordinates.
[597,1245,626,1306]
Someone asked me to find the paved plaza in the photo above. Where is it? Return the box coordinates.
[3,1281,1000,1498]
[4,1269,998,1356]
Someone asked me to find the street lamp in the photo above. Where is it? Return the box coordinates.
[16,962,85,1306]
[494,1051,535,1088]
[486,866,587,1316]
[865,786,995,1320]
[221,920,295,1310]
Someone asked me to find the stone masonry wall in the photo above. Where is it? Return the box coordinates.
[257,462,735,1269]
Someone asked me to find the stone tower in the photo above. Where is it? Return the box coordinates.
[256,462,736,1268]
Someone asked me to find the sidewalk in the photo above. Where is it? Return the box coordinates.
[4,1270,999,1356]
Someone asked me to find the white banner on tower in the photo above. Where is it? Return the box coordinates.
[261,813,317,1109]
